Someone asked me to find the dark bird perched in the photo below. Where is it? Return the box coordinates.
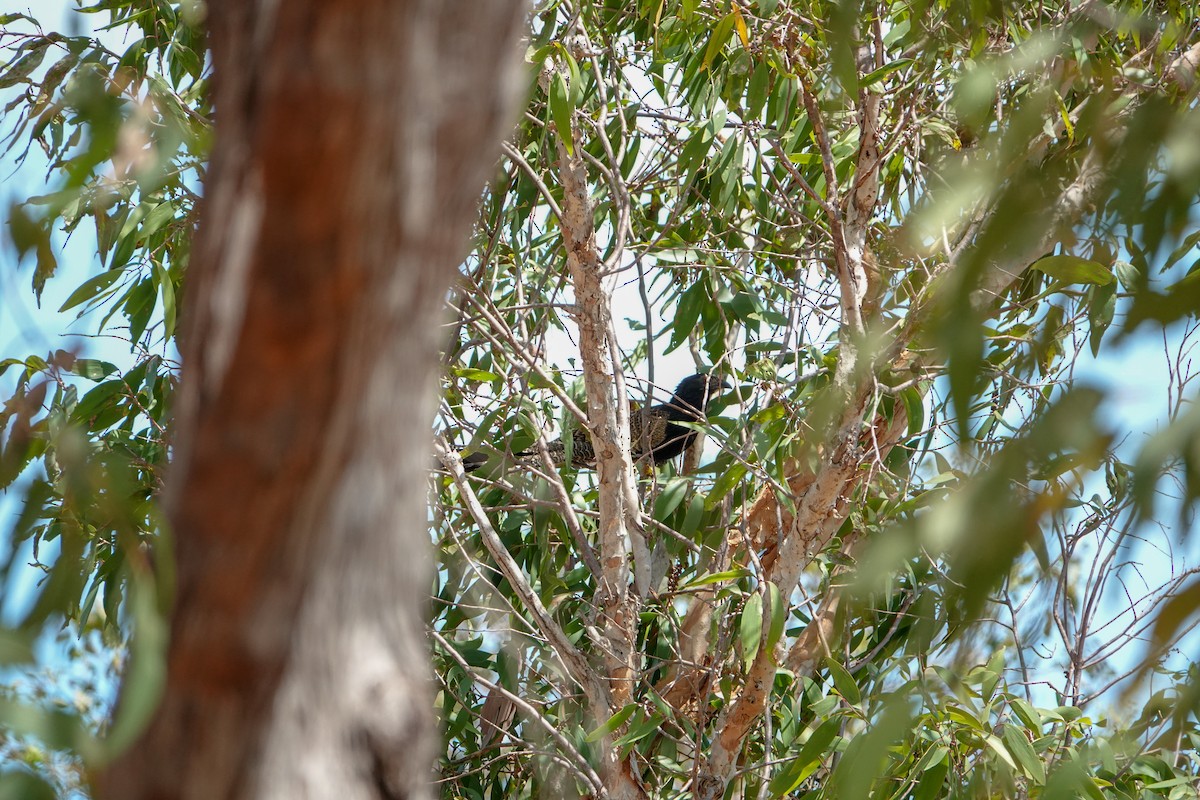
[627,372,729,465]
[463,373,727,472]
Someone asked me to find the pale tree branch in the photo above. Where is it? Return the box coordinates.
[436,440,605,707]
[785,579,845,674]
[697,403,908,796]
[431,630,607,797]
[554,104,650,800]
[458,288,590,427]
[841,10,885,328]
[500,141,565,223]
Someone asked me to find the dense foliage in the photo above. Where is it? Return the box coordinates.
[2,1,1199,798]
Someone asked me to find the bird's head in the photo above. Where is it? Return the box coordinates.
[672,372,730,415]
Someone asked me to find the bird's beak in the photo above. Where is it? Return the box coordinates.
[709,377,732,404]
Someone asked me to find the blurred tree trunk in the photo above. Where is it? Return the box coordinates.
[96,2,525,798]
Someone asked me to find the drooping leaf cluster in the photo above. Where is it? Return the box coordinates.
[1,1,206,640]
[0,4,206,792]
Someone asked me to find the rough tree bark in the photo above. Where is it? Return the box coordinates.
[96,2,525,798]
[555,128,648,800]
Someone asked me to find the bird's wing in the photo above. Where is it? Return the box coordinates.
[632,405,671,461]
[568,427,595,466]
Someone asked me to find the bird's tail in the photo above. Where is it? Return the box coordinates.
[460,451,489,472]
[439,445,565,475]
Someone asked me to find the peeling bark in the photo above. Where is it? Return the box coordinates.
[556,115,649,800]
[693,107,1135,794]
[695,403,908,796]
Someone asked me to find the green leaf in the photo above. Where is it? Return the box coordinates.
[740,591,763,668]
[110,203,150,270]
[0,38,50,89]
[549,70,574,155]
[766,717,840,796]
[585,703,636,742]
[71,379,126,423]
[139,200,176,240]
[825,658,860,706]
[946,704,986,731]
[613,710,664,748]
[1043,761,1107,800]
[155,262,177,340]
[1002,724,1046,782]
[900,385,925,438]
[764,581,785,651]
[746,61,770,119]
[913,744,949,772]
[1143,776,1198,789]
[125,277,158,345]
[830,696,910,800]
[912,760,948,800]
[0,770,57,800]
[560,47,583,107]
[1031,254,1114,286]
[58,268,124,313]
[652,476,689,519]
[1113,259,1141,291]
[981,648,1005,700]
[1010,697,1043,731]
[680,493,707,541]
[453,367,500,383]
[69,358,119,380]
[678,568,752,590]
[702,13,737,70]
[677,124,716,188]
[1051,705,1083,722]
[705,462,746,508]
[669,280,708,353]
[1087,280,1116,357]
[861,58,914,87]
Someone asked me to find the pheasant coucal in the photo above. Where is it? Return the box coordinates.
[462,373,727,472]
